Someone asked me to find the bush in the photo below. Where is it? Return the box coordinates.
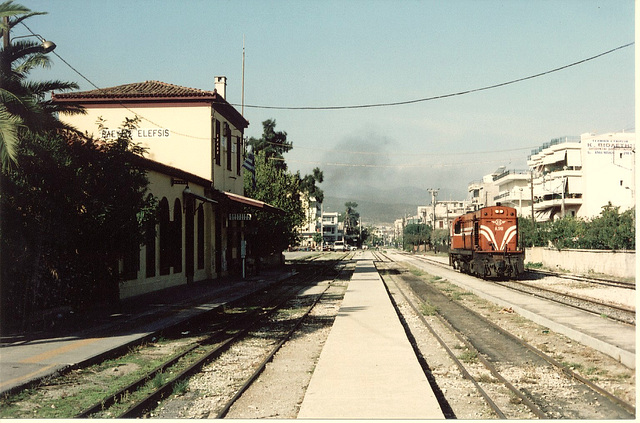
[1,124,156,329]
[518,204,635,251]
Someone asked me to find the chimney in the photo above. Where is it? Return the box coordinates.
[214,76,227,99]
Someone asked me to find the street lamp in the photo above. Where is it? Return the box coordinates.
[10,34,56,53]
[518,187,523,217]
[2,15,56,53]
[2,18,57,85]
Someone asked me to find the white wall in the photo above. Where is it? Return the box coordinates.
[525,247,635,279]
[64,104,213,180]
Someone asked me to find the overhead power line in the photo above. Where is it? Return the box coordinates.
[269,157,517,169]
[21,19,632,142]
[234,42,634,111]
[264,141,537,156]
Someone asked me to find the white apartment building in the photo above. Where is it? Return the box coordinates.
[491,169,531,217]
[527,132,635,221]
[372,226,394,247]
[321,212,342,244]
[394,218,404,246]
[580,132,635,217]
[298,196,321,249]
[468,167,503,209]
[417,200,473,230]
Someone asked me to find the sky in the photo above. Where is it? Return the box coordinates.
[20,0,635,205]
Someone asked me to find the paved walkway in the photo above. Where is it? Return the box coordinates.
[0,270,291,395]
[298,252,444,419]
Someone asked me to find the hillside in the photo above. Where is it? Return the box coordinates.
[321,186,429,226]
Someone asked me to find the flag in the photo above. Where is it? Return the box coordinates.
[243,147,256,189]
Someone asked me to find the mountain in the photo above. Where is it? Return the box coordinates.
[321,185,431,226]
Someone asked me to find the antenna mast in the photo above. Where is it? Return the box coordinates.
[241,35,245,116]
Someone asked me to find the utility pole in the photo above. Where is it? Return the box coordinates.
[320,202,324,251]
[561,165,568,218]
[427,188,439,229]
[530,170,535,223]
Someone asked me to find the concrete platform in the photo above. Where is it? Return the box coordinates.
[0,271,292,395]
[297,253,445,419]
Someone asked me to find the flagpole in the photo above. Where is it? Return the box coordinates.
[241,35,245,117]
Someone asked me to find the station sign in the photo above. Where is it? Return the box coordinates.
[100,128,171,139]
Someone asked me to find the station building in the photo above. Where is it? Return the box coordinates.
[53,78,281,299]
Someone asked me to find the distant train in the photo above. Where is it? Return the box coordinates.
[449,205,524,279]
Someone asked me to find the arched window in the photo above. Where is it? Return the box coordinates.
[159,198,170,275]
[173,198,183,273]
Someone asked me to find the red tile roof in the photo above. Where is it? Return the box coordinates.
[53,80,217,100]
[53,80,249,129]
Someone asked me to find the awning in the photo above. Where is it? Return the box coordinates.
[543,150,566,165]
[183,187,218,204]
[535,209,553,222]
[566,149,581,167]
[222,191,285,215]
[567,177,582,194]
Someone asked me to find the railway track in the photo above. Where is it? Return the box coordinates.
[374,251,635,419]
[402,252,634,323]
[0,256,350,419]
[494,279,635,325]
[529,268,636,290]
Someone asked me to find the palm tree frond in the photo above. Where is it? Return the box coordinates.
[23,80,80,96]
[0,1,30,18]
[0,102,24,169]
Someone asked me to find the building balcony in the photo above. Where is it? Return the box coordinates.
[494,190,529,203]
[528,136,581,161]
[492,169,529,182]
[533,193,582,210]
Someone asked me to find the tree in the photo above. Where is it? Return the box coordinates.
[581,204,635,250]
[246,119,291,172]
[244,148,305,256]
[518,205,635,251]
[343,201,360,244]
[404,223,431,251]
[518,217,541,248]
[547,216,583,250]
[245,120,325,256]
[430,228,449,249]
[312,231,324,246]
[1,119,157,330]
[300,167,324,204]
[0,1,83,169]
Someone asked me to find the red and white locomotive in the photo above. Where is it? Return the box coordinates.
[449,205,524,279]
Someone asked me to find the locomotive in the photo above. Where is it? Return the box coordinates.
[449,205,524,279]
